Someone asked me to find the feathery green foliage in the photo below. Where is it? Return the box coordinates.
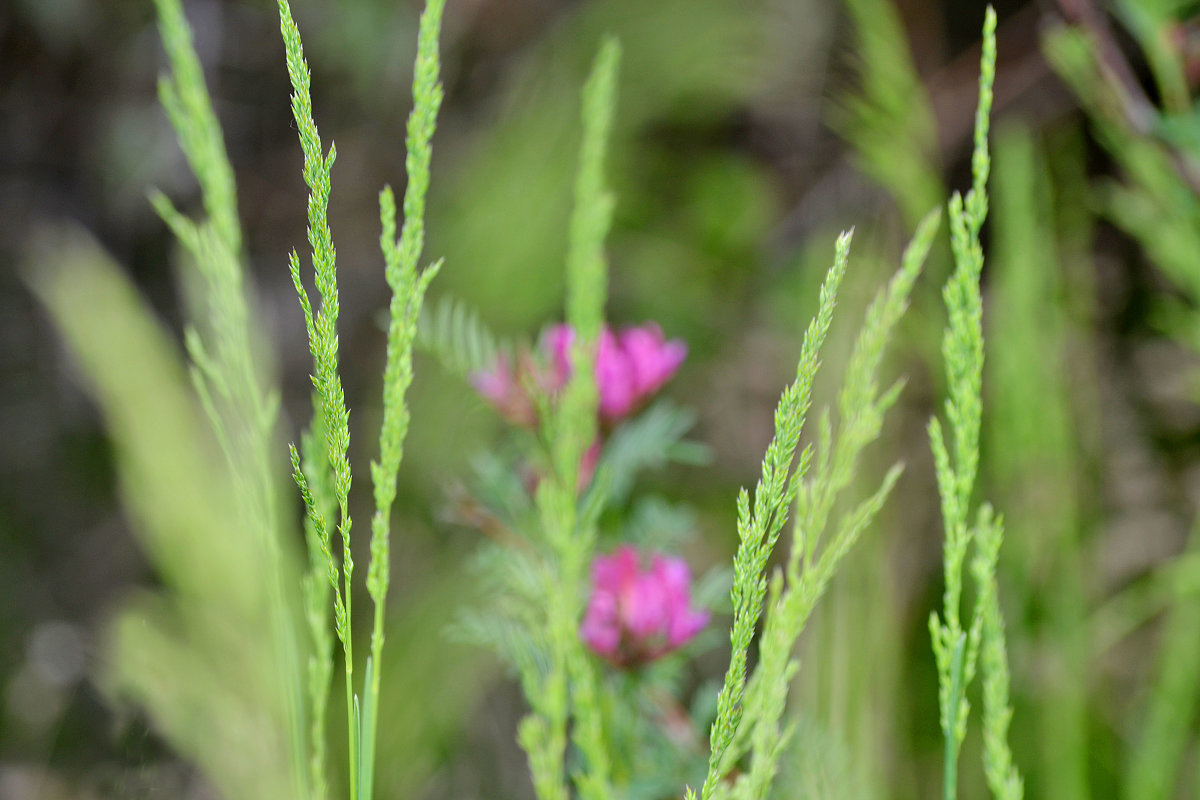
[417,295,510,380]
[518,39,621,800]
[594,400,706,508]
[927,9,1022,800]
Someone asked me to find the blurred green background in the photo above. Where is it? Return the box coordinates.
[8,0,1200,797]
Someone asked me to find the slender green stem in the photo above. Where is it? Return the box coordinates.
[343,596,357,800]
[361,1,447,794]
[943,632,966,800]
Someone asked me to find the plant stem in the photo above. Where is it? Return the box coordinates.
[944,632,966,800]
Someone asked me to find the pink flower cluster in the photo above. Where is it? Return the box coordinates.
[470,323,686,427]
[580,545,709,667]
[545,324,687,422]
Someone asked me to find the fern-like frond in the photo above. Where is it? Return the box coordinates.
[418,294,513,379]
[592,400,705,508]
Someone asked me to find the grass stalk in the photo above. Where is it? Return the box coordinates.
[362,1,447,797]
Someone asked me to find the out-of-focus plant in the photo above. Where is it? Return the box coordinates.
[441,41,662,799]
[987,124,1093,800]
[449,209,943,800]
[33,0,313,795]
[835,0,944,228]
[1045,6,1200,798]
[32,228,302,800]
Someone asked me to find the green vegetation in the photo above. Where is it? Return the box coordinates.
[25,0,1200,798]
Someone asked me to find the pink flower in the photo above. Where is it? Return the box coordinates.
[617,325,688,400]
[546,322,687,423]
[580,545,709,667]
[469,322,685,426]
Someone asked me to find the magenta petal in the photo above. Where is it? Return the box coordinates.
[592,545,638,589]
[596,329,636,420]
[543,324,575,391]
[581,545,708,666]
[580,571,621,656]
[535,322,686,424]
[624,573,667,638]
[470,356,514,404]
[615,324,687,413]
[667,607,710,647]
[617,325,664,396]
[653,554,692,596]
[470,355,539,426]
[655,340,687,387]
